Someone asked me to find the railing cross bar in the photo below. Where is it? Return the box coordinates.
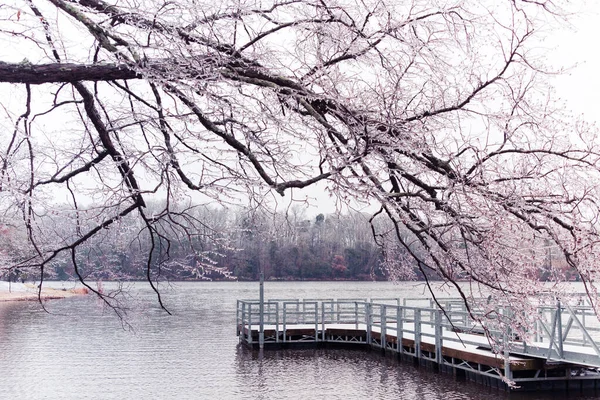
[565,304,600,357]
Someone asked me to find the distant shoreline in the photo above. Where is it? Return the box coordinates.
[0,282,89,302]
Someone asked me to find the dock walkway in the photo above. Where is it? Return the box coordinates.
[236,297,600,391]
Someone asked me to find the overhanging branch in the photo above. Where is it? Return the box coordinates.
[0,61,140,84]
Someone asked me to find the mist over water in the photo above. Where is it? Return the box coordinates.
[0,281,597,399]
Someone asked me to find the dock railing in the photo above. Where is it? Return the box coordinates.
[237,296,600,369]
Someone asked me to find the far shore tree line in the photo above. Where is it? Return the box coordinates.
[1,203,573,283]
[0,204,387,282]
[0,205,393,282]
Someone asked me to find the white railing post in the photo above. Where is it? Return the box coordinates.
[381,304,387,350]
[314,302,319,342]
[366,302,372,345]
[248,305,253,345]
[275,302,280,343]
[282,303,287,343]
[397,306,403,354]
[321,302,325,342]
[557,300,564,359]
[240,301,247,342]
[435,309,443,364]
[259,273,264,349]
[415,309,421,360]
[504,330,512,381]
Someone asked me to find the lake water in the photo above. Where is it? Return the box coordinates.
[0,281,598,399]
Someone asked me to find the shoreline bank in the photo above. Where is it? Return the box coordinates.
[0,282,89,302]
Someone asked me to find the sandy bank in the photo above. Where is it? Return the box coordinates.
[0,282,89,302]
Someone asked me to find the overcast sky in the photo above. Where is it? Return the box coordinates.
[548,3,600,122]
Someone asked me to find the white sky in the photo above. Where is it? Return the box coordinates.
[547,3,600,122]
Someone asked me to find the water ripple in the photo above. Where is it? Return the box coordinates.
[0,281,598,399]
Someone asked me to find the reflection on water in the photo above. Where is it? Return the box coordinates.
[0,281,598,399]
[235,346,504,400]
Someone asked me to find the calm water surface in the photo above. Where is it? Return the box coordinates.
[0,281,597,399]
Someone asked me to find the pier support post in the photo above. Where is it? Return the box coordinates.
[382,305,387,351]
[557,300,564,359]
[504,332,512,381]
[503,307,512,382]
[259,272,264,349]
[248,307,253,345]
[366,302,372,345]
[435,310,443,364]
[415,309,421,361]
[397,306,403,355]
[321,303,325,342]
[240,302,247,342]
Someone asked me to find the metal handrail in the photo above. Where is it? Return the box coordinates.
[237,297,600,368]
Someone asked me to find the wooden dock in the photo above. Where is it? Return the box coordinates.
[236,298,600,392]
